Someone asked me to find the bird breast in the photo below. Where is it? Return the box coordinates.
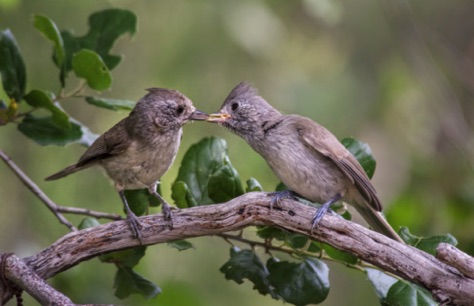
[101,129,182,189]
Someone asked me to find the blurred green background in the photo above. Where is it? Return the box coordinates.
[1,0,474,305]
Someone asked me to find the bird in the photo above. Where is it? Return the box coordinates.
[46,88,208,240]
[206,81,402,242]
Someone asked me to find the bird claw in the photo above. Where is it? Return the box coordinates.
[310,194,342,233]
[126,212,144,243]
[267,190,299,209]
[161,202,174,229]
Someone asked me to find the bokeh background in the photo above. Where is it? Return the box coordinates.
[1,0,474,305]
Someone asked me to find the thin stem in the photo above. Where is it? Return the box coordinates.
[0,150,77,231]
[57,81,86,100]
[216,232,366,271]
[55,206,122,220]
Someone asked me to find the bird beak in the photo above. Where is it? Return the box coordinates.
[189,109,209,121]
[207,112,231,123]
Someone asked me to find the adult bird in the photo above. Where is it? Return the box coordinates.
[207,82,402,242]
[46,88,208,240]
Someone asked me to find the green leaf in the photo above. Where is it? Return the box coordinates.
[18,114,82,146]
[100,246,146,268]
[167,240,195,251]
[220,247,277,298]
[85,96,135,111]
[275,182,287,192]
[398,227,457,255]
[123,189,160,216]
[0,29,26,101]
[341,137,376,179]
[172,137,242,207]
[267,257,330,305]
[366,268,398,301]
[114,266,161,300]
[78,217,101,229]
[24,90,70,129]
[256,226,308,249]
[171,181,198,208]
[72,49,112,91]
[208,159,244,203]
[33,15,66,87]
[384,280,436,306]
[317,242,358,264]
[246,178,263,192]
[59,8,137,74]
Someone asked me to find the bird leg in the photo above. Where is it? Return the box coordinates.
[267,190,300,209]
[148,184,174,229]
[311,194,342,231]
[118,190,143,242]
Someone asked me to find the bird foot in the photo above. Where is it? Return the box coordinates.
[267,190,299,209]
[161,202,174,229]
[126,212,144,243]
[311,194,342,233]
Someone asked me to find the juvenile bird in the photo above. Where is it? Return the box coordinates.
[207,82,402,242]
[46,88,208,240]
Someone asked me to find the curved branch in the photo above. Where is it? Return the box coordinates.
[2,192,473,305]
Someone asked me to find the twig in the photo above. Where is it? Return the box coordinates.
[56,206,122,220]
[0,150,77,231]
[1,192,472,305]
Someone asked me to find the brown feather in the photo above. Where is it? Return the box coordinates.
[295,116,382,211]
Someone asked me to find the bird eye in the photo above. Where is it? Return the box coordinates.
[231,102,239,111]
[177,106,185,115]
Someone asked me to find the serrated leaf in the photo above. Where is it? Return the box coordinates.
[72,49,112,91]
[24,89,70,129]
[384,280,436,306]
[398,227,457,255]
[85,96,135,111]
[59,8,137,75]
[78,217,101,229]
[172,137,242,207]
[33,15,66,86]
[18,114,82,146]
[114,266,160,300]
[267,257,330,305]
[341,137,376,179]
[208,159,244,203]
[366,268,398,301]
[100,246,146,268]
[246,178,263,192]
[167,240,194,251]
[220,247,277,298]
[0,29,26,101]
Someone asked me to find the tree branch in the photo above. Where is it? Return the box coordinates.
[1,192,473,305]
[0,150,77,231]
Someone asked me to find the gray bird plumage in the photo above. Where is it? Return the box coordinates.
[209,81,402,242]
[46,88,208,241]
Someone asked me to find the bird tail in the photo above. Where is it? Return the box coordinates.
[45,163,92,181]
[354,205,404,243]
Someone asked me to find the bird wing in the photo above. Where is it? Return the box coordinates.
[77,119,131,167]
[293,116,382,211]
